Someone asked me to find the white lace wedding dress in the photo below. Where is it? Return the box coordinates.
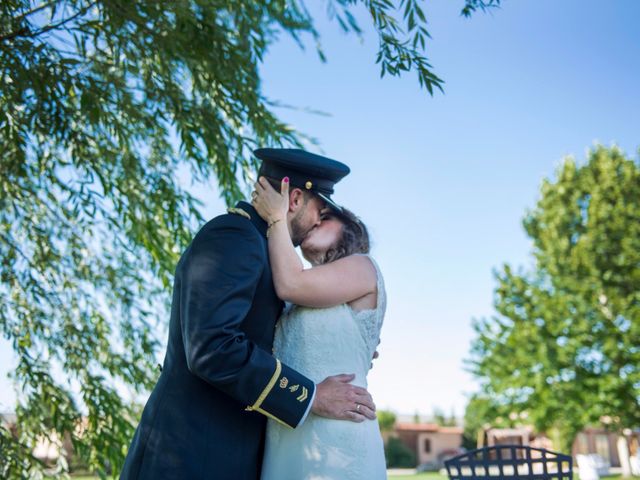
[261,255,387,480]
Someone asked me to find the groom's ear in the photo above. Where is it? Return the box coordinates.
[288,187,306,212]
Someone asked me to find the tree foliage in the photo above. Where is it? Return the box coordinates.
[385,436,416,468]
[469,146,640,452]
[377,409,398,433]
[462,394,503,449]
[432,406,457,427]
[1,0,499,476]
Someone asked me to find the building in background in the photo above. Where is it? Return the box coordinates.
[394,422,464,468]
[481,426,640,468]
[1,413,79,468]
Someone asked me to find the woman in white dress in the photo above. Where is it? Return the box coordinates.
[251,176,387,480]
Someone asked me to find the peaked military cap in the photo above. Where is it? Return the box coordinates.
[255,148,350,212]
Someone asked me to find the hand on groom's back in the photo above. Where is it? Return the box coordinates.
[312,373,376,422]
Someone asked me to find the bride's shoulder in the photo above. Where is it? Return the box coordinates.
[332,254,377,276]
[348,253,382,275]
[349,255,385,294]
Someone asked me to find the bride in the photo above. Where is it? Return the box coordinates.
[251,176,387,480]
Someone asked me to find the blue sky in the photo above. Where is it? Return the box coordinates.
[250,0,640,417]
[1,0,639,417]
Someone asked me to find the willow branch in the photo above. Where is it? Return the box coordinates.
[0,2,97,43]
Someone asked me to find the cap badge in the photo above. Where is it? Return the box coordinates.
[305,181,313,190]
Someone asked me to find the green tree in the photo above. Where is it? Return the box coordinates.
[468,145,640,453]
[1,0,500,477]
[432,406,457,427]
[378,409,397,433]
[462,394,501,449]
[448,408,457,427]
[385,436,416,468]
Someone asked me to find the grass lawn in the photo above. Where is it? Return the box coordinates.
[388,472,447,480]
[70,471,625,479]
[70,474,446,480]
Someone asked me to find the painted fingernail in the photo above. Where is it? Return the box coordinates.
[283,177,289,183]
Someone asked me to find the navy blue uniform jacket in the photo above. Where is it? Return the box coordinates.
[121,202,315,479]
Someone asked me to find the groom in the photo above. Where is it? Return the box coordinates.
[121,148,376,480]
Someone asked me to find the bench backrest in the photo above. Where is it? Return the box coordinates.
[444,445,573,480]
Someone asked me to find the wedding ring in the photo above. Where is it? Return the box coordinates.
[251,190,258,198]
[356,404,361,412]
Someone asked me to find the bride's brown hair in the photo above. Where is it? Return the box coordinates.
[321,208,370,264]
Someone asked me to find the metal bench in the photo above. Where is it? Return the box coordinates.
[444,445,573,479]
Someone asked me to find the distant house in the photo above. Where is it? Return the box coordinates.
[574,427,640,468]
[1,412,75,465]
[482,426,640,468]
[394,422,464,467]
[1,412,17,435]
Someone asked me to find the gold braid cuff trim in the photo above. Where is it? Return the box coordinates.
[227,207,251,220]
[245,359,281,412]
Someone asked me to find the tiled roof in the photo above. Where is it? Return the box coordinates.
[395,422,463,434]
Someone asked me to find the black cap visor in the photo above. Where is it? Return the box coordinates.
[316,192,343,213]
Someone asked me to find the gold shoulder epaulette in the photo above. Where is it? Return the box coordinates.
[227,207,251,220]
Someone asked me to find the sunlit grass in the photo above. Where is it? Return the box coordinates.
[388,472,447,480]
[68,469,625,479]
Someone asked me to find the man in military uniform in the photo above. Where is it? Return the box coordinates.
[121,149,376,479]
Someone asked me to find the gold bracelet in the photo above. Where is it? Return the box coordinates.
[267,218,282,228]
[266,218,282,238]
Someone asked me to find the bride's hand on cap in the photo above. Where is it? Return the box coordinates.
[251,176,289,224]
